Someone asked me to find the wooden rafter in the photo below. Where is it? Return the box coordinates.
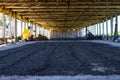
[0,0,120,31]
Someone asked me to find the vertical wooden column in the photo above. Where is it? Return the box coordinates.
[31,23,33,35]
[79,30,82,37]
[35,24,37,37]
[96,25,97,36]
[2,12,5,43]
[85,27,87,38]
[43,28,45,36]
[97,24,99,36]
[28,23,30,28]
[32,24,35,36]
[110,17,113,39]
[52,31,54,38]
[99,23,101,35]
[113,15,118,41]
[106,19,108,40]
[95,25,97,35]
[14,12,17,42]
[96,24,99,36]
[102,21,104,36]
[76,30,78,38]
[39,27,40,35]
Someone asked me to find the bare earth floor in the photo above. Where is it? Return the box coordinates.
[0,40,120,80]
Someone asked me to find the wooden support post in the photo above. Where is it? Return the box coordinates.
[99,23,101,35]
[2,12,6,44]
[96,24,99,36]
[113,15,118,41]
[110,17,113,39]
[85,27,87,38]
[35,24,37,37]
[102,21,104,36]
[33,24,34,36]
[95,25,97,35]
[77,30,79,37]
[33,24,35,35]
[31,23,33,35]
[96,25,97,36]
[28,23,30,33]
[97,24,99,36]
[106,20,108,40]
[15,13,17,42]
[39,27,40,35]
[43,29,45,36]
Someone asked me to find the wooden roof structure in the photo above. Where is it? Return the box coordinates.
[0,0,120,31]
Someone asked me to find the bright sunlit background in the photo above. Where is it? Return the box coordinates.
[0,13,120,38]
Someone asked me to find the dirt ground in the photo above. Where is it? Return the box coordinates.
[0,41,120,75]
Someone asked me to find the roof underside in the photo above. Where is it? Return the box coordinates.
[0,0,120,31]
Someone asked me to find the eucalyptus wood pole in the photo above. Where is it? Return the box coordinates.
[99,23,101,35]
[95,25,97,35]
[35,24,37,37]
[14,12,17,42]
[110,17,113,40]
[102,21,105,40]
[102,21,104,36]
[85,27,87,38]
[96,24,99,36]
[2,12,5,43]
[113,15,118,41]
[106,20,108,40]
[31,23,33,35]
[97,24,99,36]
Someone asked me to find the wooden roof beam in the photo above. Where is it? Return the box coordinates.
[4,6,120,9]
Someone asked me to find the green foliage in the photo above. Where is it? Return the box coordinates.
[107,31,120,36]
[118,31,120,35]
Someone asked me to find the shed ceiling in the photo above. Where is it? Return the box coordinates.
[0,0,120,31]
